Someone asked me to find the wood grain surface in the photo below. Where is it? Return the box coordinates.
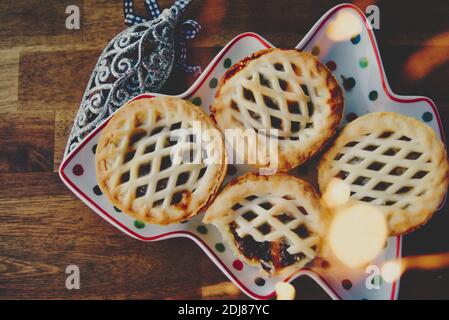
[0,0,448,300]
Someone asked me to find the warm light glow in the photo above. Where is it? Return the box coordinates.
[381,252,449,283]
[406,252,449,270]
[326,11,363,42]
[275,282,296,300]
[381,260,403,283]
[200,281,240,298]
[403,31,449,81]
[322,178,351,208]
[352,0,378,9]
[328,203,388,268]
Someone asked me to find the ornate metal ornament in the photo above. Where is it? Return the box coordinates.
[65,0,200,156]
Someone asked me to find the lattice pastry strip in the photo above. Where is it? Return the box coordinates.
[318,112,449,235]
[96,97,226,225]
[232,196,319,258]
[204,173,325,274]
[334,132,434,207]
[118,126,202,207]
[211,48,343,171]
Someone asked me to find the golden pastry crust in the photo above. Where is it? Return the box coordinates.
[318,112,449,235]
[204,173,326,275]
[96,96,227,225]
[211,48,344,171]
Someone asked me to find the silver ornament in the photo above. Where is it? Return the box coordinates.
[65,0,199,156]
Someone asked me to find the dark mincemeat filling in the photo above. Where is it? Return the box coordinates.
[229,222,306,273]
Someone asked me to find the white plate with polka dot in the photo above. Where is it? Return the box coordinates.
[60,3,445,300]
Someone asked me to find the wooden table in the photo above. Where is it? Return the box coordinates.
[1,0,449,299]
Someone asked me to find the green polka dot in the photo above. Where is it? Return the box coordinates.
[134,220,145,229]
[422,112,433,122]
[209,77,218,88]
[197,225,208,234]
[311,46,320,56]
[215,243,225,252]
[359,57,368,68]
[369,90,378,101]
[223,58,232,69]
[192,97,202,106]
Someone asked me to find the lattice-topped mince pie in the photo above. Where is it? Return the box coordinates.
[211,48,344,171]
[203,173,326,274]
[318,112,449,235]
[96,97,227,225]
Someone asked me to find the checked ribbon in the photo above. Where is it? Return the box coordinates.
[123,0,202,73]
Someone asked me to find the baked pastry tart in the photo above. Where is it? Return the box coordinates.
[96,96,227,225]
[204,173,325,274]
[211,48,344,171]
[318,112,449,235]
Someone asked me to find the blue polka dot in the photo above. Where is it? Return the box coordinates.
[93,185,102,196]
[215,243,225,252]
[351,34,361,44]
[342,279,352,290]
[209,78,218,88]
[422,112,433,122]
[369,90,378,101]
[197,225,208,234]
[341,76,356,91]
[223,58,232,69]
[192,97,202,106]
[255,277,265,286]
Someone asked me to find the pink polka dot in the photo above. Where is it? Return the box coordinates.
[232,260,243,271]
[72,164,84,176]
[326,60,337,71]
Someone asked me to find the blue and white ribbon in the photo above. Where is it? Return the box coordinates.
[176,19,201,73]
[123,0,201,74]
